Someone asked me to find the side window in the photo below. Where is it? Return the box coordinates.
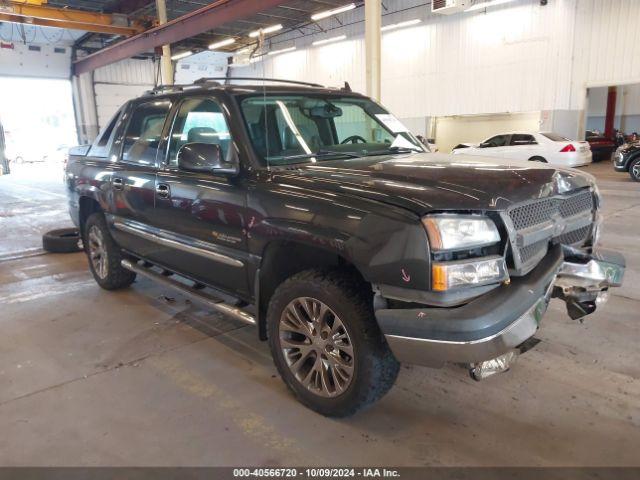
[167,97,231,167]
[88,108,122,158]
[121,100,171,166]
[510,134,536,146]
[484,135,509,147]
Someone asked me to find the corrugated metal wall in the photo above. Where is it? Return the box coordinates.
[231,0,640,122]
[93,59,157,128]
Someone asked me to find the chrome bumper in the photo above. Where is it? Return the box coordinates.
[378,248,625,368]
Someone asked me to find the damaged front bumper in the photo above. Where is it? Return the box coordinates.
[375,246,625,370]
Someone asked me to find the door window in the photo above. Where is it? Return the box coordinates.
[510,134,537,146]
[167,97,231,167]
[121,100,171,166]
[483,135,509,147]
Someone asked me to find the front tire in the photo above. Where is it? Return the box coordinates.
[630,158,640,182]
[267,269,399,417]
[84,213,136,290]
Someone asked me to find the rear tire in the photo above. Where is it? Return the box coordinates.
[630,158,640,182]
[267,269,400,417]
[529,156,547,163]
[84,213,136,290]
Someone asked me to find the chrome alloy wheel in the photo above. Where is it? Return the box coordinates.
[88,225,108,279]
[279,297,355,398]
[632,162,640,180]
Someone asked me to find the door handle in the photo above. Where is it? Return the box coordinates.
[156,183,171,199]
[112,177,124,190]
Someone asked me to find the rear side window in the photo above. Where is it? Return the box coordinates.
[121,100,172,166]
[510,134,537,145]
[88,108,122,158]
[541,132,570,142]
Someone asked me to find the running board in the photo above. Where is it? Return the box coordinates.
[121,259,256,326]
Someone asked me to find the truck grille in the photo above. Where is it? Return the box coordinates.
[504,189,595,275]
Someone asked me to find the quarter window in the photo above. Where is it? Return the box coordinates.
[121,100,171,166]
[167,97,231,167]
[88,108,122,158]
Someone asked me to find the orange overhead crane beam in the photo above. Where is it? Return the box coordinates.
[0,0,145,36]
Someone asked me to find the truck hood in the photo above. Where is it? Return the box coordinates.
[271,152,595,215]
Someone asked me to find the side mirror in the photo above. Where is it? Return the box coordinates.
[177,142,238,175]
[479,142,491,148]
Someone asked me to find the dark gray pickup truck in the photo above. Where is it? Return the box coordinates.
[65,78,625,416]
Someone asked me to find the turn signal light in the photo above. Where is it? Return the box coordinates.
[560,144,576,152]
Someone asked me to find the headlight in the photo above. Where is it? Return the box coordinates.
[432,256,508,291]
[423,215,500,251]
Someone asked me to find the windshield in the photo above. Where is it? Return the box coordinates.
[239,94,425,165]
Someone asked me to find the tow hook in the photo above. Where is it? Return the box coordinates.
[554,249,625,320]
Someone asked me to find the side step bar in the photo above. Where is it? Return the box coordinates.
[121,259,256,326]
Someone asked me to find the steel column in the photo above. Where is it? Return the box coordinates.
[155,0,174,85]
[365,0,381,101]
[604,86,617,138]
[73,0,288,75]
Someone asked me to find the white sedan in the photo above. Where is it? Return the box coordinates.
[452,132,592,167]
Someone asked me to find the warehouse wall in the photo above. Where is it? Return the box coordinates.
[231,0,640,143]
[586,84,640,135]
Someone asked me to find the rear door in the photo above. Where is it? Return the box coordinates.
[108,98,173,258]
[150,94,250,298]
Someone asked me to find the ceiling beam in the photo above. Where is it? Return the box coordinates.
[0,2,144,36]
[73,0,287,75]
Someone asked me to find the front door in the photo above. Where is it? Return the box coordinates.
[108,99,172,259]
[151,95,250,298]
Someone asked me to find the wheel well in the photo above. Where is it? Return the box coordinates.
[78,197,102,237]
[529,156,547,162]
[256,241,366,340]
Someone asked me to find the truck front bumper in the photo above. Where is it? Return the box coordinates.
[375,247,625,368]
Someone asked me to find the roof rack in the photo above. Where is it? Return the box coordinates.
[193,77,324,88]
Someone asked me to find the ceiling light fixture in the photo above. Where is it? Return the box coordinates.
[249,24,283,38]
[381,19,422,32]
[465,0,515,12]
[268,46,296,56]
[311,3,356,21]
[208,38,235,50]
[170,51,193,61]
[312,35,347,46]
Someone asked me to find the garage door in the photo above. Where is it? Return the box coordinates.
[435,112,541,153]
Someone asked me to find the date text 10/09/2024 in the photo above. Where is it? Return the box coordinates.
[232,468,401,478]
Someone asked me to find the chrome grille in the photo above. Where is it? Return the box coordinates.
[504,189,595,275]
[559,191,594,218]
[555,225,592,246]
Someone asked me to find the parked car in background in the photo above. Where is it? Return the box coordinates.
[65,79,624,416]
[614,141,640,181]
[585,130,616,162]
[452,132,592,167]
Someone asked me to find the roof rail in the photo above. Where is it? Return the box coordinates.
[143,84,203,96]
[193,77,324,88]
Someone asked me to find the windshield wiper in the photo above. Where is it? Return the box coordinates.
[368,146,424,155]
[271,149,363,163]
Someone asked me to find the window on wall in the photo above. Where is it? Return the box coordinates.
[167,97,231,167]
[121,100,171,166]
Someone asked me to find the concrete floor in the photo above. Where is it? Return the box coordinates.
[0,161,638,467]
